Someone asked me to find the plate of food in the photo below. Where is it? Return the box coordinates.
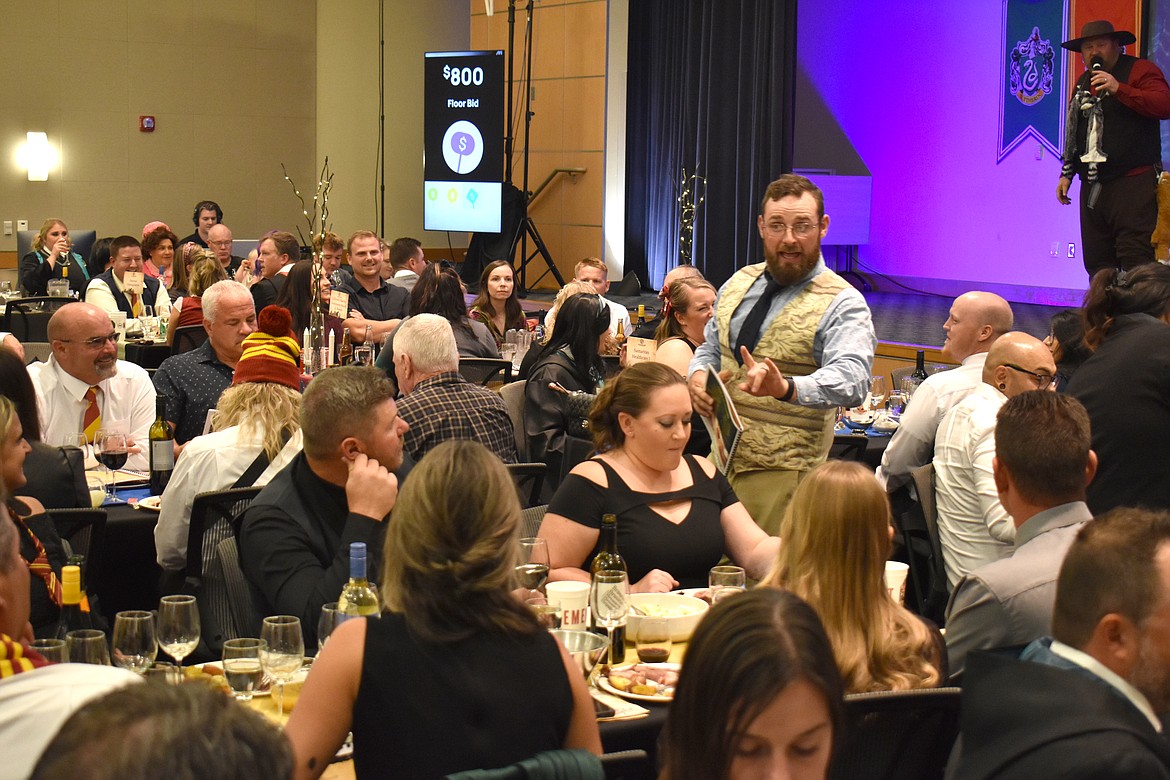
[134,496,162,512]
[672,587,711,603]
[596,662,680,703]
[185,662,272,696]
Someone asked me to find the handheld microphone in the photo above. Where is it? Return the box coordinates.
[1090,55,1104,71]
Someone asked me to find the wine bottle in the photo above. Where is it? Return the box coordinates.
[55,565,93,640]
[149,395,174,494]
[590,514,627,575]
[636,304,645,325]
[912,350,928,383]
[337,542,381,619]
[338,328,353,366]
[590,514,627,663]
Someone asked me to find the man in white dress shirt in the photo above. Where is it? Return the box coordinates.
[27,303,156,471]
[574,257,631,336]
[933,332,1056,589]
[878,291,1013,491]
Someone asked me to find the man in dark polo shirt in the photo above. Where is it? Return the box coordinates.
[206,224,243,277]
[153,281,256,448]
[338,230,409,346]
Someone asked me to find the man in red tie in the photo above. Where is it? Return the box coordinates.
[83,235,170,320]
[27,303,157,471]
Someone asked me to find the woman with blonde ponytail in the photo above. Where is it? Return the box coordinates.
[763,460,944,693]
[286,440,600,779]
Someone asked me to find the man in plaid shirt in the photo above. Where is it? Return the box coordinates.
[391,314,518,464]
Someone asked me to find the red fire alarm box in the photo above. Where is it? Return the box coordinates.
[139,116,156,132]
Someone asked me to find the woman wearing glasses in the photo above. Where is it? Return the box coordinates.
[1068,264,1170,514]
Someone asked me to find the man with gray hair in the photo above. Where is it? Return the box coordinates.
[153,280,257,447]
[394,313,517,464]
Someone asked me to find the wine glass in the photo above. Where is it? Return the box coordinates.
[95,430,129,502]
[222,638,265,702]
[590,570,630,664]
[157,595,200,666]
[261,615,305,716]
[317,602,341,650]
[867,376,887,412]
[709,565,747,603]
[66,629,110,665]
[525,595,562,629]
[111,610,157,674]
[516,537,551,595]
[30,638,67,664]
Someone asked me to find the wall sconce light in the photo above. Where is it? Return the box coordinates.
[25,132,51,181]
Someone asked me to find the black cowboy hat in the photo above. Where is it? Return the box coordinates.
[1061,20,1137,51]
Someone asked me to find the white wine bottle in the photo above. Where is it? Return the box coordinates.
[337,542,381,619]
[149,395,174,495]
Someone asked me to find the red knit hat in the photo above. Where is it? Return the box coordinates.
[232,306,302,390]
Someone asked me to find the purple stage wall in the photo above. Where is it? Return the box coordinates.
[795,1,1091,305]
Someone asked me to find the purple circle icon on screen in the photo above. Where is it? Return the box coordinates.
[441,121,484,175]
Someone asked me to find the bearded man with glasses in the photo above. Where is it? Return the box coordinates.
[27,303,157,471]
[688,174,876,533]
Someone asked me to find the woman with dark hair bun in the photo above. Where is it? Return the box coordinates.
[539,361,776,591]
[1044,309,1091,391]
[660,588,844,780]
[1069,263,1170,513]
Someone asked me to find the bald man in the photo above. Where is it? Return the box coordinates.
[934,332,1058,589]
[878,292,1014,491]
[206,224,243,276]
[27,303,157,471]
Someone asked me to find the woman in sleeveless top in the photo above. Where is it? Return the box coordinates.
[540,362,778,592]
[653,276,716,457]
[167,251,227,343]
[762,460,946,692]
[286,441,600,779]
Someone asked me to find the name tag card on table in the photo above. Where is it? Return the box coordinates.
[625,337,657,366]
[328,289,350,319]
[123,272,145,294]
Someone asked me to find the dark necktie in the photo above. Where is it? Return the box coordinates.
[734,274,782,364]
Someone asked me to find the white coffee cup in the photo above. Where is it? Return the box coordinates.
[884,561,910,605]
[546,581,591,630]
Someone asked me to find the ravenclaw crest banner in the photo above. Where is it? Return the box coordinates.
[999,0,1066,161]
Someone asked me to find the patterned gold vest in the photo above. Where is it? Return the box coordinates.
[715,264,847,476]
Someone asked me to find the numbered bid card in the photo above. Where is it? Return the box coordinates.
[328,289,350,319]
[123,271,145,294]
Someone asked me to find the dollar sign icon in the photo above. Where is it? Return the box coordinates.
[443,64,452,83]
[450,132,475,174]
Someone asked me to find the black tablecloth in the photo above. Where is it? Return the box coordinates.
[123,341,171,370]
[96,502,161,617]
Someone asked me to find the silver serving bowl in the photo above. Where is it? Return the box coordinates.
[549,629,608,680]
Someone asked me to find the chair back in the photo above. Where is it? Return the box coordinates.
[830,434,868,462]
[444,749,604,779]
[170,325,208,356]
[214,536,262,640]
[600,354,622,378]
[500,380,528,459]
[829,687,962,780]
[5,297,76,342]
[183,487,262,652]
[460,357,513,385]
[17,230,96,266]
[46,508,108,593]
[894,464,950,624]
[506,463,547,508]
[891,362,952,389]
[520,505,547,538]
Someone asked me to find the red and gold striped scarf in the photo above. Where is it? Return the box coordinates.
[0,633,48,679]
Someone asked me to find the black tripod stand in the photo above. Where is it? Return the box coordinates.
[504,0,565,294]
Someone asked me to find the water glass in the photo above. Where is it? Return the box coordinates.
[30,638,67,664]
[111,610,157,674]
[867,375,887,411]
[143,661,182,685]
[261,616,305,714]
[317,602,341,650]
[222,638,265,702]
[66,629,111,665]
[157,595,200,665]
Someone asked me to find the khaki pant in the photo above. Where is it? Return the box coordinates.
[728,469,806,537]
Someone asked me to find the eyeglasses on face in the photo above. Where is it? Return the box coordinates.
[59,333,118,349]
[1003,362,1055,390]
[763,221,818,238]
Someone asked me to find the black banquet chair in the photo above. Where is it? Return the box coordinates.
[170,325,209,356]
[460,357,513,385]
[5,297,75,342]
[828,687,962,780]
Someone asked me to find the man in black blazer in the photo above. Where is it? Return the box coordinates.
[251,231,295,312]
[950,507,1170,779]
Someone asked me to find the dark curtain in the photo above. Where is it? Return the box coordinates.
[625,0,797,290]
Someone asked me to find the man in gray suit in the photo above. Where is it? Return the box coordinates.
[944,390,1097,676]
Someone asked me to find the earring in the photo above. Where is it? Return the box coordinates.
[998,383,1006,390]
